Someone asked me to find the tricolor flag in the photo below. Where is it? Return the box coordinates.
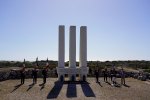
[46,57,49,67]
[36,57,39,66]
[23,58,26,67]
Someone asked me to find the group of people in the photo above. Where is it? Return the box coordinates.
[17,59,125,86]
[94,67,126,86]
[19,63,49,85]
[20,66,126,86]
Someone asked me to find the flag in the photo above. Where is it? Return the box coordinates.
[36,57,39,66]
[23,59,26,67]
[46,57,49,67]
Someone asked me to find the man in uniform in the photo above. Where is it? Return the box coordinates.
[32,58,39,84]
[42,58,49,84]
[20,59,26,84]
[103,68,108,82]
[32,66,38,84]
[95,67,99,83]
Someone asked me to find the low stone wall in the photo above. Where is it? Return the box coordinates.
[0,69,57,82]
[0,71,11,81]
[0,69,149,82]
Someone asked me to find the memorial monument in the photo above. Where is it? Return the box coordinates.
[57,25,89,81]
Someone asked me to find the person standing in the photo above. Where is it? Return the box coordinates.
[110,69,113,82]
[112,68,117,85]
[32,66,38,84]
[103,68,108,82]
[42,60,49,84]
[89,68,92,76]
[20,64,26,84]
[32,58,39,84]
[120,68,126,85]
[95,67,99,83]
[42,67,48,84]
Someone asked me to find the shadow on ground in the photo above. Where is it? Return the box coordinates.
[39,83,45,90]
[81,82,96,97]
[27,83,35,91]
[47,81,63,99]
[97,81,103,87]
[124,84,130,88]
[66,83,77,98]
[11,84,23,93]
[47,81,95,99]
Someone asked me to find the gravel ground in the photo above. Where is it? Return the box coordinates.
[0,78,150,100]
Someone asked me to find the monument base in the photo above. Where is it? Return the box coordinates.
[56,67,89,81]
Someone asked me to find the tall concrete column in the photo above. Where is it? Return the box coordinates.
[69,26,76,68]
[79,26,88,81]
[79,26,87,67]
[57,25,65,81]
[69,26,76,81]
[58,25,65,68]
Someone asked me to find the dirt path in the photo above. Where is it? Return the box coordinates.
[0,78,150,100]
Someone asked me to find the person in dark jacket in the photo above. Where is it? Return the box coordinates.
[20,64,26,84]
[95,67,99,83]
[42,58,49,84]
[103,68,108,82]
[89,68,92,76]
[42,66,48,84]
[32,66,38,84]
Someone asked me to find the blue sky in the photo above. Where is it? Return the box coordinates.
[0,0,150,61]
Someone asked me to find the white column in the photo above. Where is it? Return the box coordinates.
[69,26,76,81]
[79,26,87,67]
[57,25,65,81]
[58,25,65,68]
[69,26,76,68]
[79,26,88,81]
